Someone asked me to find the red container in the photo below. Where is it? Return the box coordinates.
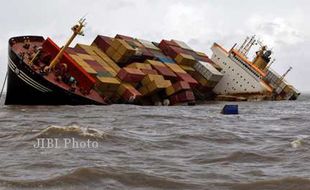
[92,35,113,52]
[117,68,146,83]
[176,73,198,88]
[159,40,179,49]
[170,90,195,105]
[73,46,88,54]
[159,45,184,59]
[173,81,191,92]
[140,69,158,75]
[178,90,195,102]
[85,60,106,72]
[122,88,142,102]
[152,65,177,79]
[141,48,154,59]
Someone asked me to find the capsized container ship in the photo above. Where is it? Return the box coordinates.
[5,19,300,105]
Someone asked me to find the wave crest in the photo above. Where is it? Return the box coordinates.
[34,125,107,140]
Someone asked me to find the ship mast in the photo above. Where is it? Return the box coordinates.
[47,18,86,71]
[280,66,292,80]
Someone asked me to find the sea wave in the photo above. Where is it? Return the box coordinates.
[227,177,310,190]
[193,151,279,164]
[33,125,108,140]
[0,167,198,189]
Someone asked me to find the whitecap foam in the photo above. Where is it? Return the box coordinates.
[36,125,107,139]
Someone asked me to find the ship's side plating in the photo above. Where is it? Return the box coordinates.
[5,36,105,105]
[210,36,300,100]
[211,44,271,95]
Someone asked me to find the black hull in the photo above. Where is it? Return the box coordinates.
[5,46,103,105]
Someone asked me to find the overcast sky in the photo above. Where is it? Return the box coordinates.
[0,0,309,92]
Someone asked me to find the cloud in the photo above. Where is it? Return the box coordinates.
[0,0,309,92]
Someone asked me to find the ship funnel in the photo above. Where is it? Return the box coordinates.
[252,43,273,71]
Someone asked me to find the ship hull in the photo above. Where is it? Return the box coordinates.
[5,47,103,105]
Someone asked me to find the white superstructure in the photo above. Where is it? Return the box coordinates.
[211,43,271,95]
[209,35,299,100]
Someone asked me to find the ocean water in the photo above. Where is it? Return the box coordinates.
[0,95,309,190]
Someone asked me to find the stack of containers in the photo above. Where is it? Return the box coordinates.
[116,35,155,62]
[64,34,224,105]
[144,60,177,81]
[92,36,145,103]
[66,45,121,99]
[106,39,136,64]
[137,39,175,63]
[193,61,223,89]
[66,51,98,77]
[138,74,171,97]
[158,39,224,98]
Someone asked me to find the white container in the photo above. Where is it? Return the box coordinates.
[137,39,160,50]
[194,61,223,82]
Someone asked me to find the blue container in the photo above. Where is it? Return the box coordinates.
[158,56,175,63]
[222,105,239,115]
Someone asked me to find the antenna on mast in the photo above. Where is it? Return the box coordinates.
[281,66,293,80]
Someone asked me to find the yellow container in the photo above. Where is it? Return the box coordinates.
[97,76,121,91]
[111,39,122,49]
[141,74,165,86]
[147,80,171,93]
[84,67,97,75]
[117,83,135,96]
[165,63,186,73]
[117,40,136,56]
[75,44,96,55]
[106,46,117,57]
[145,60,165,67]
[165,85,176,96]
[175,53,196,66]
[180,65,195,73]
[138,86,149,96]
[92,55,109,67]
[127,62,153,70]
[196,51,207,57]
[111,52,124,63]
[70,54,89,67]
[77,53,95,61]
[90,46,121,72]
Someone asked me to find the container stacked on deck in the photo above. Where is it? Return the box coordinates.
[63,34,223,105]
[158,39,223,102]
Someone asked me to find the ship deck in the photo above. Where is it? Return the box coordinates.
[9,37,106,105]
